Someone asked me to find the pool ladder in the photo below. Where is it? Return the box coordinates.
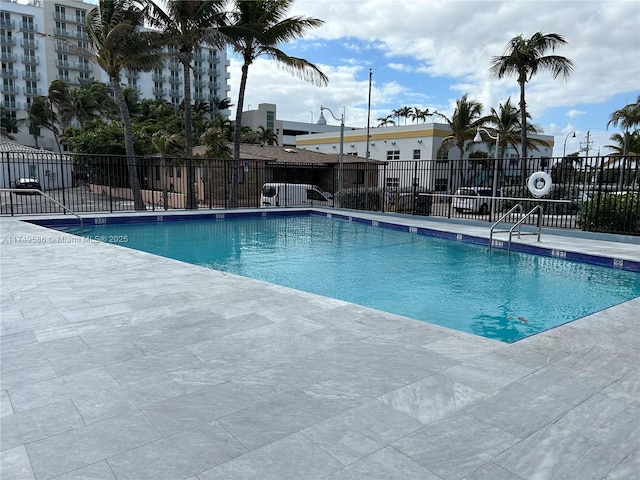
[489,203,542,254]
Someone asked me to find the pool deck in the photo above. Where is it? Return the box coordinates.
[1,210,639,480]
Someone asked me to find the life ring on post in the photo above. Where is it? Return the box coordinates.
[527,171,552,198]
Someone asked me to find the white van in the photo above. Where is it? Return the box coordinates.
[260,183,332,207]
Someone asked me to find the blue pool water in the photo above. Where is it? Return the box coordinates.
[78,215,640,342]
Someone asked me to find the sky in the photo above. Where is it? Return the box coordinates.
[226,0,640,157]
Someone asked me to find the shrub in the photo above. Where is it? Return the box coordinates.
[577,192,640,234]
[335,187,383,211]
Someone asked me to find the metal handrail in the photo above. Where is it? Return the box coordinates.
[1,188,83,232]
[507,204,543,254]
[489,203,523,250]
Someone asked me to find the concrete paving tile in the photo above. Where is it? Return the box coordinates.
[465,381,573,439]
[441,353,534,394]
[106,422,248,480]
[555,393,629,437]
[196,433,344,480]
[0,445,36,480]
[513,362,613,407]
[48,342,144,376]
[604,449,640,480]
[462,462,525,480]
[379,373,486,425]
[26,410,162,479]
[8,367,119,413]
[0,360,58,390]
[326,447,442,480]
[422,335,501,362]
[303,370,407,410]
[601,372,640,406]
[0,400,85,452]
[301,399,424,466]
[1,390,14,417]
[357,346,460,385]
[72,377,190,424]
[42,461,116,480]
[393,413,520,480]
[218,391,346,451]
[104,348,200,385]
[141,382,257,436]
[493,423,629,480]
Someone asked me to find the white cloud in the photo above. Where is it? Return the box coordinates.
[567,109,587,118]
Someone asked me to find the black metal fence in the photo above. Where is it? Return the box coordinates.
[2,151,639,235]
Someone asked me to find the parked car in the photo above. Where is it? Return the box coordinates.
[14,178,42,195]
[259,183,332,207]
[452,187,497,215]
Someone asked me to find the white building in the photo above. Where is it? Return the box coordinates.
[296,123,555,192]
[240,103,353,147]
[1,0,230,151]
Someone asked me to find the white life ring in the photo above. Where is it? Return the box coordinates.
[527,171,552,197]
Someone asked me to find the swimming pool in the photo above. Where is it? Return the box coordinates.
[55,213,640,343]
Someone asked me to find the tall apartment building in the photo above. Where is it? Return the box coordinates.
[1,0,230,151]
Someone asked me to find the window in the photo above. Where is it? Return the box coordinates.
[413,149,421,160]
[386,150,400,161]
[435,178,448,192]
[386,177,400,188]
[266,110,275,130]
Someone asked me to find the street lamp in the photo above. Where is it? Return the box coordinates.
[563,131,576,157]
[473,128,500,220]
[320,105,345,191]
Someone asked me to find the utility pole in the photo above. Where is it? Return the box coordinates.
[580,130,594,157]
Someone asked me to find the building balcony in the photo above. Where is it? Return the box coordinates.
[0,18,16,29]
[207,68,218,76]
[207,81,219,90]
[192,80,207,88]
[74,62,92,71]
[167,60,180,70]
[22,71,40,81]
[1,69,17,79]
[152,87,167,96]
[192,65,206,75]
[193,92,207,101]
[1,85,19,95]
[169,89,183,97]
[21,55,40,65]
[2,101,20,111]
[56,59,71,69]
[20,38,39,48]
[206,54,217,63]
[54,12,87,24]
[125,70,139,78]
[192,53,206,62]
[1,36,17,46]
[23,86,42,97]
[168,77,182,85]
[53,27,88,40]
[0,53,18,63]
[55,42,70,53]
[152,73,166,82]
[20,21,38,31]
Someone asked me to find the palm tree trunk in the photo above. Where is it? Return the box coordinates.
[111,77,145,211]
[182,57,197,209]
[519,78,528,182]
[232,62,250,208]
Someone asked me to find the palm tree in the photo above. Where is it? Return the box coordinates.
[0,107,20,140]
[410,107,432,124]
[220,0,328,207]
[607,96,640,156]
[85,0,165,210]
[489,32,573,160]
[145,0,226,209]
[377,114,395,127]
[486,97,541,158]
[436,94,490,189]
[63,78,113,127]
[28,97,56,148]
[257,125,278,146]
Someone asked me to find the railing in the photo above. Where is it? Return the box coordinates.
[490,204,543,254]
[1,152,638,235]
[1,188,83,232]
